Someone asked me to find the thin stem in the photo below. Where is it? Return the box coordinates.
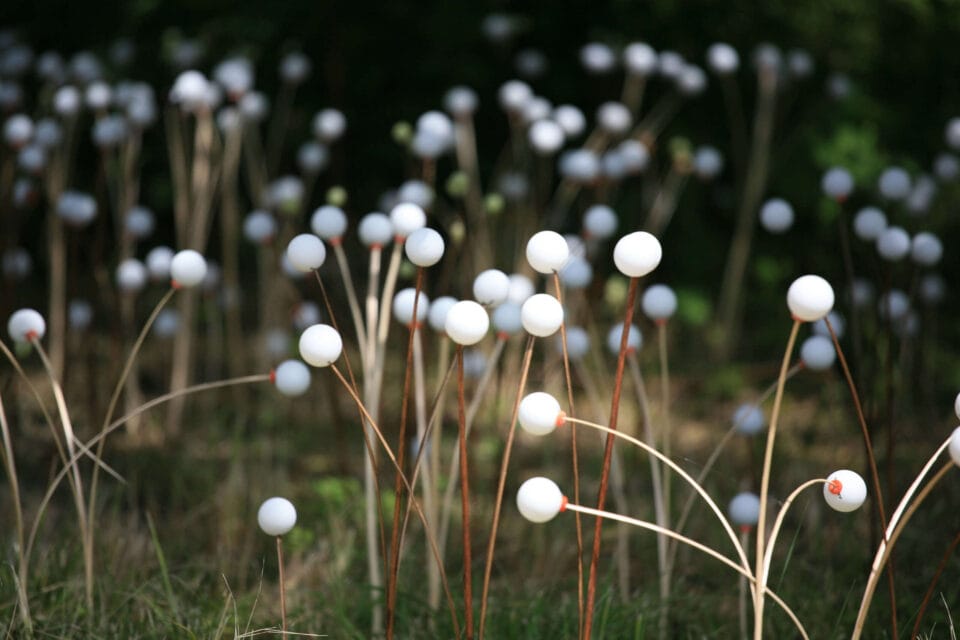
[753,319,800,640]
[584,277,638,640]
[910,528,960,639]
[456,347,474,640]
[565,503,809,640]
[277,536,288,639]
[332,242,367,356]
[760,479,827,586]
[478,335,535,640]
[0,388,30,633]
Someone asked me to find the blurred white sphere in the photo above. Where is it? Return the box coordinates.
[298,141,329,175]
[298,324,342,367]
[313,108,346,143]
[852,207,887,241]
[528,119,565,155]
[397,179,435,210]
[580,42,616,74]
[389,202,427,239]
[445,300,489,346]
[821,167,854,200]
[444,85,479,117]
[146,246,174,281]
[812,311,845,340]
[677,65,707,96]
[428,296,458,334]
[521,293,564,337]
[498,80,532,113]
[728,492,761,527]
[619,140,650,174]
[57,190,97,227]
[8,308,45,343]
[3,113,33,147]
[596,102,632,136]
[949,426,960,466]
[694,146,724,180]
[243,210,276,244]
[607,322,641,354]
[116,258,147,293]
[878,166,911,201]
[257,497,297,536]
[920,274,945,305]
[934,153,959,182]
[519,392,563,436]
[473,269,510,306]
[559,256,592,290]
[558,326,590,360]
[286,234,326,272]
[613,232,662,278]
[506,274,535,305]
[800,335,836,371]
[2,247,32,281]
[658,50,686,78]
[642,284,678,321]
[274,360,311,397]
[583,205,618,240]
[787,275,834,322]
[292,302,321,331]
[707,42,740,74]
[553,104,586,138]
[393,288,430,326]
[280,52,311,84]
[911,232,942,266]
[733,404,765,436]
[876,226,911,262]
[516,477,565,523]
[125,206,155,240]
[170,250,207,288]
[945,117,960,150]
[492,302,523,336]
[310,205,347,241]
[559,149,600,183]
[68,299,93,331]
[823,470,867,512]
[358,213,393,248]
[759,198,794,234]
[878,289,910,322]
[623,42,658,76]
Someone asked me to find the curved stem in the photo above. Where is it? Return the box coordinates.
[760,479,827,587]
[332,242,367,356]
[754,319,800,639]
[456,347,474,639]
[565,503,809,640]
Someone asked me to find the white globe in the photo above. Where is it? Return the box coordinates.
[733,404,765,436]
[358,213,393,248]
[800,335,836,371]
[520,293,564,337]
[8,308,45,343]
[821,167,854,200]
[473,269,510,306]
[404,227,445,267]
[428,296,457,333]
[596,102,632,136]
[526,231,570,274]
[389,202,426,239]
[786,275,834,322]
[812,311,845,340]
[243,210,276,244]
[728,492,760,527]
[823,470,867,513]
[613,232,662,278]
[876,226,911,262]
[558,326,590,360]
[707,42,740,74]
[392,288,430,326]
[146,246,174,281]
[852,207,887,241]
[878,167,911,201]
[759,198,794,233]
[528,119,565,155]
[257,497,297,536]
[286,234,326,272]
[623,42,658,76]
[506,274,535,305]
[116,258,147,293]
[559,256,592,290]
[298,324,342,367]
[492,302,523,336]
[583,205,618,239]
[642,284,678,321]
[911,232,942,266]
[949,426,960,466]
[445,300,489,346]
[607,322,641,354]
[170,250,207,288]
[273,360,311,397]
[516,477,565,523]
[519,392,563,436]
[310,205,347,240]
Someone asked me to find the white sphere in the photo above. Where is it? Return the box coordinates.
[559,149,600,183]
[298,324,342,367]
[812,311,845,340]
[658,50,686,78]
[583,205,618,239]
[8,308,45,342]
[619,140,650,174]
[473,269,510,306]
[389,202,426,239]
[728,492,761,527]
[445,301,489,346]
[946,118,960,150]
[580,42,616,74]
[286,234,326,272]
[558,326,590,360]
[292,302,321,331]
[444,86,479,117]
[694,146,724,179]
[506,274,535,305]
[310,206,347,240]
[787,275,834,322]
[528,119,565,155]
[707,42,740,74]
[125,206,155,240]
[559,256,592,290]
[298,142,329,175]
[934,153,959,182]
[821,167,854,200]
[280,52,311,84]
[800,335,836,371]
[642,284,678,321]
[313,108,346,143]
[823,470,867,512]
[613,232,662,278]
[492,302,523,336]
[2,247,32,281]
[397,180,435,210]
[393,288,430,325]
[146,246,174,281]
[921,274,945,304]
[405,227,444,267]
[553,104,586,138]
[876,226,911,262]
[273,360,311,397]
[677,65,707,96]
[521,293,564,337]
[623,42,658,76]
[516,477,565,523]
[498,80,533,113]
[596,102,632,136]
[170,250,207,288]
[3,114,33,147]
[949,426,960,466]
[68,299,93,331]
[911,232,942,266]
[607,322,641,354]
[519,392,563,436]
[358,213,393,248]
[243,210,276,244]
[57,190,97,227]
[878,289,910,322]
[956,395,960,421]
[116,258,147,293]
[526,231,569,274]
[428,296,457,333]
[759,198,794,233]
[878,167,911,201]
[852,207,887,241]
[733,404,765,436]
[257,497,297,536]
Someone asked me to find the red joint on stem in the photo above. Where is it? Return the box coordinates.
[496,331,510,341]
[330,236,342,246]
[556,411,567,427]
[394,234,406,243]
[25,330,38,341]
[655,318,668,327]
[171,279,182,289]
[370,243,382,251]
[827,479,843,495]
[269,369,276,383]
[739,524,753,534]
[560,496,569,513]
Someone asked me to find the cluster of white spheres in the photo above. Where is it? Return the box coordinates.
[852,207,887,241]
[821,167,854,201]
[707,42,740,74]
[116,258,147,293]
[257,497,297,536]
[492,302,523,336]
[607,322,641,354]
[786,275,834,322]
[583,205,618,239]
[519,391,563,436]
[298,324,342,367]
[642,284,678,321]
[526,230,570,274]
[557,326,590,360]
[516,477,565,523]
[473,269,510,306]
[444,300,489,346]
[404,227,445,267]
[428,296,457,333]
[273,359,311,397]
[170,249,207,288]
[8,308,45,343]
[285,234,326,272]
[613,232,662,278]
[876,226,911,262]
[759,198,794,234]
[728,492,760,527]
[911,232,942,266]
[733,403,765,436]
[358,212,393,248]
[520,293,564,337]
[800,335,836,371]
[393,288,430,325]
[823,469,867,512]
